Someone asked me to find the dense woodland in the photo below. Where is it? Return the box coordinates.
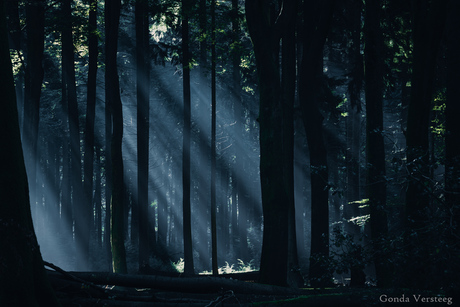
[1,0,460,305]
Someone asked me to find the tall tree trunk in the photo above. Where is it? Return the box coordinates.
[446,0,460,243]
[363,0,391,287]
[62,0,85,270]
[5,0,24,126]
[0,4,60,304]
[83,0,98,271]
[299,0,335,287]
[106,0,127,274]
[136,0,150,272]
[405,0,446,227]
[245,0,289,287]
[282,0,303,288]
[105,88,113,271]
[404,0,447,289]
[210,0,218,276]
[23,0,45,215]
[182,0,194,275]
[345,0,363,235]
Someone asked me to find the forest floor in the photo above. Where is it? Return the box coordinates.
[45,263,454,306]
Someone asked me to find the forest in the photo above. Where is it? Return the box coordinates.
[1,0,459,306]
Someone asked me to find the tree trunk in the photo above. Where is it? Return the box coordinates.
[281,0,303,288]
[0,4,60,305]
[83,0,98,271]
[210,0,218,276]
[182,0,194,275]
[405,0,446,227]
[299,0,335,287]
[446,0,460,241]
[23,0,45,214]
[363,0,391,287]
[404,0,447,289]
[245,0,289,287]
[106,0,127,274]
[136,0,150,272]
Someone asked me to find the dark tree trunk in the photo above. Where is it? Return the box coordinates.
[182,0,194,275]
[404,0,447,289]
[363,0,391,287]
[446,0,460,241]
[281,0,303,288]
[232,0,250,264]
[105,89,113,271]
[245,0,289,287]
[210,0,218,276]
[405,0,446,227]
[83,0,98,271]
[0,5,60,305]
[136,0,150,272]
[106,0,127,274]
[298,0,335,287]
[345,0,363,235]
[23,0,45,213]
[5,0,24,126]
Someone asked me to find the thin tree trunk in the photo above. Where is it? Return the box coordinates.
[210,0,218,276]
[23,0,45,216]
[446,0,460,240]
[83,0,98,270]
[182,0,194,275]
[106,0,127,274]
[136,0,150,272]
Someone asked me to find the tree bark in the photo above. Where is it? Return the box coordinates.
[405,0,447,228]
[363,0,391,287]
[136,0,151,272]
[106,0,127,274]
[0,3,60,305]
[404,0,447,289]
[182,0,194,275]
[245,0,289,287]
[23,0,45,214]
[446,0,460,240]
[210,0,218,276]
[281,0,303,288]
[299,0,335,287]
[48,271,297,295]
[83,0,98,271]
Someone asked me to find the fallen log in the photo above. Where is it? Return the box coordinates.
[54,271,298,295]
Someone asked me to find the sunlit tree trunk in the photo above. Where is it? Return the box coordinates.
[182,0,194,275]
[363,0,391,287]
[245,0,289,287]
[23,0,45,216]
[0,5,60,304]
[83,0,98,271]
[136,0,150,272]
[106,0,127,274]
[299,0,335,287]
